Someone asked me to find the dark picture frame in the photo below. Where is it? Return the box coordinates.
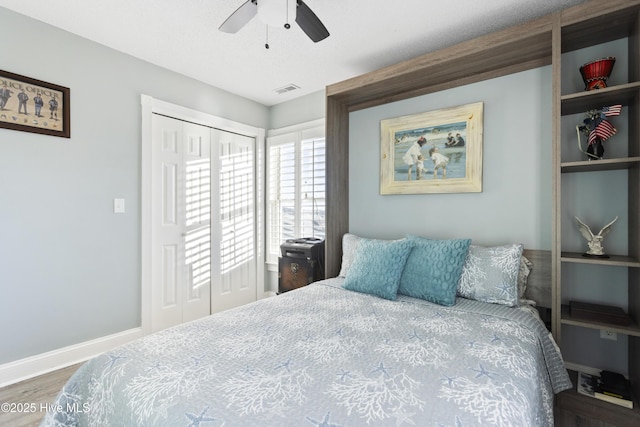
[0,69,70,138]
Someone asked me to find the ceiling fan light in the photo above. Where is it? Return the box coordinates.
[257,0,295,27]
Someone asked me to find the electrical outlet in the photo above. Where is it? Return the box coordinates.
[600,330,617,341]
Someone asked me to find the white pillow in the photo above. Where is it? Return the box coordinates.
[457,244,524,306]
[338,233,363,277]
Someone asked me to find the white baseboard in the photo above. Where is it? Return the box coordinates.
[0,327,144,388]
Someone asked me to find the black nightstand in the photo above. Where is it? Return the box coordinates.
[277,238,324,294]
[278,257,322,293]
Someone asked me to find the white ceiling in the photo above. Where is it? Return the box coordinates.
[0,0,586,106]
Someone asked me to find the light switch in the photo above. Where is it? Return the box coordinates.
[113,198,125,213]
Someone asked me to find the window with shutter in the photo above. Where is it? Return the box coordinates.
[266,124,325,263]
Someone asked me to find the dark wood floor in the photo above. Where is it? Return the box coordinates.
[0,364,80,427]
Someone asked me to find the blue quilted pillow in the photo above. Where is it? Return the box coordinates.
[343,238,414,300]
[398,236,471,306]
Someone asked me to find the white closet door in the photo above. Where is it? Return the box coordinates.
[151,115,211,331]
[182,122,212,322]
[211,128,257,313]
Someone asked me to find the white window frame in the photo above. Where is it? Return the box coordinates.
[266,119,325,265]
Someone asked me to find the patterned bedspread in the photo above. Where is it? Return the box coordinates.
[41,278,571,426]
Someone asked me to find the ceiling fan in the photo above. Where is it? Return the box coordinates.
[219,0,330,45]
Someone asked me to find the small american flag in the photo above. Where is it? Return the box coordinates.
[588,119,617,145]
[601,104,622,117]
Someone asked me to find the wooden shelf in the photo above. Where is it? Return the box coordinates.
[561,252,640,267]
[560,1,640,52]
[561,157,640,173]
[560,82,640,116]
[556,370,640,426]
[561,305,640,337]
[326,14,553,112]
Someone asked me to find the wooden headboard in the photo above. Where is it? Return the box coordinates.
[522,249,552,308]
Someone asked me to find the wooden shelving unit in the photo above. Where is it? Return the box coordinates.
[324,1,640,424]
[556,370,640,426]
[552,1,640,425]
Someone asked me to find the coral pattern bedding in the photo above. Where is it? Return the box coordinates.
[41,278,570,426]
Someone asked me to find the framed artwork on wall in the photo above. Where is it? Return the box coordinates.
[0,69,70,138]
[380,102,483,194]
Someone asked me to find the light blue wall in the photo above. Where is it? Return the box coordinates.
[349,67,553,248]
[0,7,269,364]
[346,39,629,374]
[269,90,325,129]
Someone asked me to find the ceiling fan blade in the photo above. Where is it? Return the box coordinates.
[219,0,257,33]
[295,0,329,42]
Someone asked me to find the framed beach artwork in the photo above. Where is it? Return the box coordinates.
[380,102,483,195]
[0,69,70,138]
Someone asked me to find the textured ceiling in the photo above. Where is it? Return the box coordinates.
[0,0,586,106]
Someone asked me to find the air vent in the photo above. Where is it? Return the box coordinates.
[274,84,300,95]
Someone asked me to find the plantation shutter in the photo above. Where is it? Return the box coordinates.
[299,136,325,239]
[266,125,325,263]
[268,139,296,259]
